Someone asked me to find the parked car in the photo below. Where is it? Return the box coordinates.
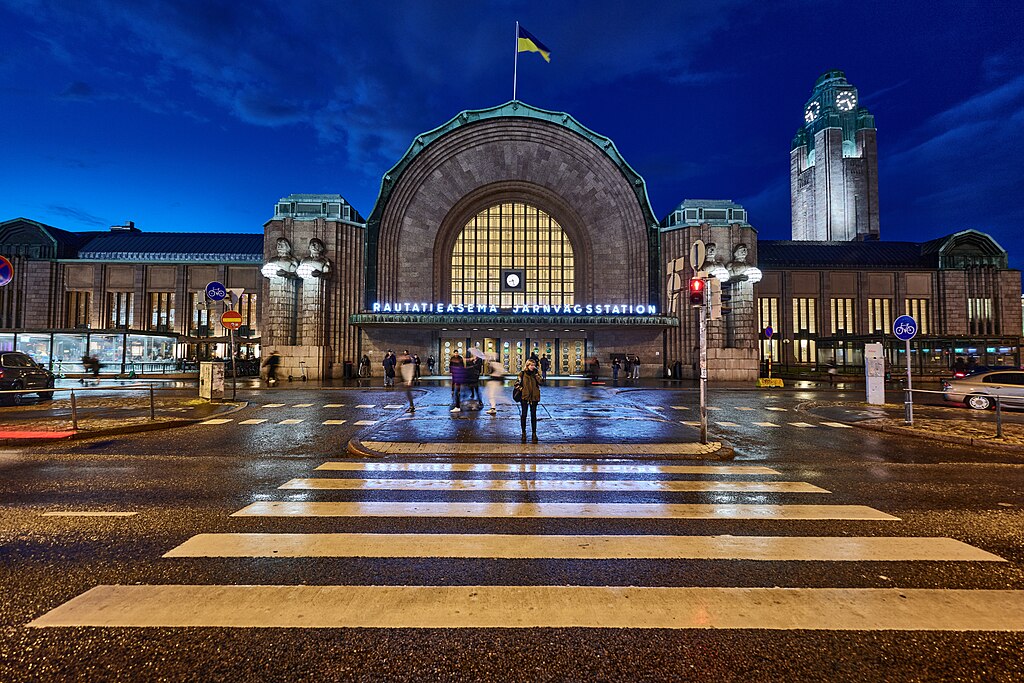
[0,351,56,406]
[942,370,1024,410]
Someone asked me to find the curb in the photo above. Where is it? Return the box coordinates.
[346,437,733,461]
[0,401,250,446]
[853,419,1024,455]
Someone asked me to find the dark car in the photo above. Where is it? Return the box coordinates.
[0,351,56,405]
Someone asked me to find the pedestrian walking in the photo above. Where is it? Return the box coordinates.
[517,357,542,441]
[262,351,281,386]
[413,354,421,382]
[540,354,551,381]
[382,350,397,387]
[631,354,641,379]
[427,355,436,375]
[358,354,371,378]
[466,351,483,402]
[399,351,416,412]
[827,359,838,386]
[485,354,507,415]
[612,358,621,381]
[449,351,466,412]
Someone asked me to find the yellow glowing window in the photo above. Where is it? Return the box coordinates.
[451,202,574,307]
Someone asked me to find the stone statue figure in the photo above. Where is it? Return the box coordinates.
[297,238,331,279]
[726,243,762,283]
[700,242,718,271]
[261,237,299,279]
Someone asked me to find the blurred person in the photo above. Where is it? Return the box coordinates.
[485,354,507,415]
[399,351,416,412]
[262,351,281,386]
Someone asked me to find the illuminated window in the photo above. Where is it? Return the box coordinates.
[148,292,175,331]
[65,291,91,328]
[867,298,891,334]
[451,202,574,307]
[905,298,929,335]
[967,297,993,335]
[791,297,817,364]
[106,292,134,328]
[758,297,779,361]
[830,298,854,334]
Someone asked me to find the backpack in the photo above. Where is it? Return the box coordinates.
[512,380,523,403]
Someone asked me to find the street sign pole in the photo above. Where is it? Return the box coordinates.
[893,315,918,426]
[699,298,708,445]
[230,323,237,401]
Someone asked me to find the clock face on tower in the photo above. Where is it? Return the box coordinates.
[505,272,520,288]
[836,91,857,111]
[804,101,821,123]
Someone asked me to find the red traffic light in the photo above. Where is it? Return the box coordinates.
[688,277,705,306]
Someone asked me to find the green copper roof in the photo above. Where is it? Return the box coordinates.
[366,100,660,231]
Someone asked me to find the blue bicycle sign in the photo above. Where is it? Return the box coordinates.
[205,281,227,301]
[892,315,917,341]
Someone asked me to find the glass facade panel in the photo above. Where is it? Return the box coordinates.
[89,333,124,368]
[16,333,51,364]
[451,202,574,307]
[128,334,177,364]
[148,292,175,331]
[107,292,134,328]
[53,333,88,373]
[0,333,13,352]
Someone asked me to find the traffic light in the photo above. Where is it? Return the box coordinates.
[709,277,722,320]
[688,277,705,307]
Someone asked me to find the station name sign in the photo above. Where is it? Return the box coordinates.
[371,302,659,316]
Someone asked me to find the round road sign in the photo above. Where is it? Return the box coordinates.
[764,326,773,339]
[221,310,243,330]
[206,280,227,301]
[0,255,13,287]
[893,315,918,341]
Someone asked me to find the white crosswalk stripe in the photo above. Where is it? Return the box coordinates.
[239,419,267,425]
[822,421,853,428]
[31,454,1020,633]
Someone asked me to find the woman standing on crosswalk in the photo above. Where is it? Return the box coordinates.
[517,357,542,441]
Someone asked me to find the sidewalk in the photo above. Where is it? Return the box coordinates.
[0,384,244,444]
[802,400,1024,453]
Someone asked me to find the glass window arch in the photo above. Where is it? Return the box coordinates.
[450,202,574,308]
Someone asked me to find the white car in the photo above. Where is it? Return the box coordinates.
[942,370,1024,410]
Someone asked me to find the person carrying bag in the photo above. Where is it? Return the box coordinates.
[516,357,542,441]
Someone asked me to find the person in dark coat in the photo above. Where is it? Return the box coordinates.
[517,357,542,441]
[449,352,466,412]
[263,351,281,386]
[466,354,483,401]
[382,350,397,387]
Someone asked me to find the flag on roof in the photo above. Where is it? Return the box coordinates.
[517,25,551,63]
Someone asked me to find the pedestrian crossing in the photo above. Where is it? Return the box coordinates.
[194,401,852,432]
[29,456,1022,632]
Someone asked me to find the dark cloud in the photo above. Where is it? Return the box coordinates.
[59,80,93,100]
[45,204,107,227]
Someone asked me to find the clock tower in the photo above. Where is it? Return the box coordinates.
[790,70,879,241]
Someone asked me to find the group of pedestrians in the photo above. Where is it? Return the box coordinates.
[447,351,541,441]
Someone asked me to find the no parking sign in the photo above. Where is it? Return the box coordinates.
[0,256,13,287]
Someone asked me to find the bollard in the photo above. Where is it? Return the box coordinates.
[149,386,156,420]
[995,396,1003,439]
[70,390,79,430]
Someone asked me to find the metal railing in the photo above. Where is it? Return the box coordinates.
[0,384,157,430]
[905,387,1018,440]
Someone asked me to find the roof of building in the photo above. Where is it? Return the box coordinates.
[758,240,939,269]
[758,230,1011,271]
[76,231,264,262]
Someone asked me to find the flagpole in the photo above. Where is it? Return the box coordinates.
[513,21,519,101]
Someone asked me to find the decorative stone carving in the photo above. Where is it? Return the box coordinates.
[261,238,299,279]
[726,243,762,284]
[297,238,331,280]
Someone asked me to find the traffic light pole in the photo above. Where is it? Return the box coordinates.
[699,300,708,445]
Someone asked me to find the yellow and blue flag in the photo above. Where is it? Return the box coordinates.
[517,26,551,63]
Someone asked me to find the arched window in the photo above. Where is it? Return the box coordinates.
[450,202,574,308]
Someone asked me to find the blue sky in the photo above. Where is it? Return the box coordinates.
[2,1,1022,270]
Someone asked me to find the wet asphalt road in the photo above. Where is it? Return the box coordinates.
[2,383,1023,682]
